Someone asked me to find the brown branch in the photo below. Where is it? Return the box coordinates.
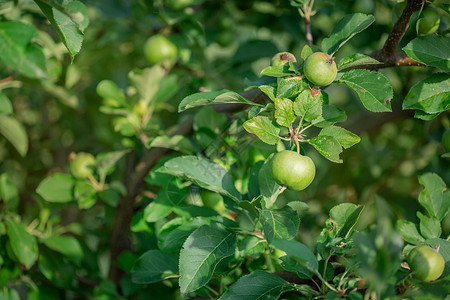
[0,76,13,85]
[305,16,313,47]
[375,0,424,61]
[352,52,426,70]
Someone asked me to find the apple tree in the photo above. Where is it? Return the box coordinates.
[0,0,448,299]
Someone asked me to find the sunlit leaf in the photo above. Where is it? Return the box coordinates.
[0,114,28,157]
[338,69,392,112]
[243,116,281,145]
[402,73,450,114]
[179,223,236,293]
[403,35,450,72]
[5,218,38,269]
[321,13,375,55]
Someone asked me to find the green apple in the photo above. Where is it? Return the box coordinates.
[411,6,440,35]
[70,152,96,179]
[270,150,316,191]
[303,52,337,86]
[407,245,445,282]
[201,190,226,212]
[271,52,297,67]
[144,34,178,66]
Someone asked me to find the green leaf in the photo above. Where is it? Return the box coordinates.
[293,89,323,122]
[219,270,291,300]
[0,289,20,300]
[338,205,364,239]
[417,211,441,240]
[312,104,347,128]
[258,154,283,208]
[35,0,89,61]
[157,156,241,201]
[178,90,260,112]
[39,250,75,288]
[129,66,165,105]
[353,226,403,291]
[337,53,382,71]
[243,116,281,145]
[276,76,309,99]
[414,110,440,121]
[396,220,425,245]
[272,239,318,275]
[403,35,450,72]
[152,74,180,105]
[40,235,83,264]
[97,149,130,183]
[131,250,178,284]
[36,173,74,203]
[96,80,127,107]
[259,85,277,101]
[319,126,360,149]
[5,218,38,269]
[147,135,194,154]
[301,45,313,60]
[402,73,450,114]
[248,161,264,202]
[308,135,343,163]
[417,173,450,221]
[0,173,19,211]
[179,223,237,294]
[158,218,211,252]
[144,191,174,223]
[317,203,363,257]
[193,106,229,150]
[74,180,97,209]
[194,106,229,134]
[338,69,393,112]
[321,13,375,55]
[274,98,295,127]
[259,206,300,243]
[0,21,46,79]
[0,93,12,114]
[331,203,358,225]
[260,65,295,77]
[0,114,28,157]
[239,235,266,256]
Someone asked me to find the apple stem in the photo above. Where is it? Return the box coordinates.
[294,137,301,154]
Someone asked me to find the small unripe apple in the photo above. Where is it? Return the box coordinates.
[303,52,337,86]
[70,152,96,179]
[144,34,178,66]
[407,245,445,282]
[411,6,440,35]
[201,190,226,212]
[271,52,297,67]
[270,150,316,191]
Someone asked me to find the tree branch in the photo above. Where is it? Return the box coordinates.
[376,0,424,61]
[354,52,426,70]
